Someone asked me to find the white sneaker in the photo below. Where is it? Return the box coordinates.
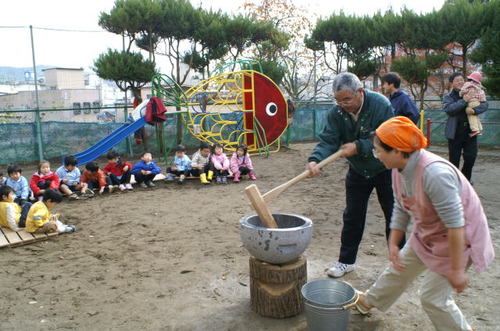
[327,262,355,278]
[119,184,126,191]
[125,183,133,190]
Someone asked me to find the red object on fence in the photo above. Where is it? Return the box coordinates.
[426,119,432,147]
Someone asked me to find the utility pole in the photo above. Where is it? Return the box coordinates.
[30,25,44,161]
[122,33,133,155]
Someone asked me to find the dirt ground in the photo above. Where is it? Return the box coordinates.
[0,143,498,331]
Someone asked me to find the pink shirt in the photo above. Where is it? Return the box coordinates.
[459,81,486,103]
[230,152,254,174]
[211,153,229,170]
[393,150,494,275]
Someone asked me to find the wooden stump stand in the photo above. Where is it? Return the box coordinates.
[249,255,307,318]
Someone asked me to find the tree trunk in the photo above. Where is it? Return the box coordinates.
[419,84,427,111]
[462,44,468,75]
[249,256,307,318]
[131,87,142,101]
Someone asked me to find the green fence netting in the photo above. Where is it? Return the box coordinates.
[423,109,500,146]
[1,104,499,166]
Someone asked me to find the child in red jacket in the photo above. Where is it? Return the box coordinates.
[30,160,60,200]
[104,151,133,191]
[81,161,112,195]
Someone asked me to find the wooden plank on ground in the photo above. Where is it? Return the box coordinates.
[129,173,236,184]
[16,230,37,244]
[1,228,23,245]
[0,227,61,249]
[0,228,10,248]
[130,173,166,184]
[31,232,49,239]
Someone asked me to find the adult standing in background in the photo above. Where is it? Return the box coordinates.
[443,73,488,182]
[382,72,420,124]
[306,72,403,278]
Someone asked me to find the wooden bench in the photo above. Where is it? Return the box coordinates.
[0,227,58,249]
[130,173,233,183]
[130,173,166,184]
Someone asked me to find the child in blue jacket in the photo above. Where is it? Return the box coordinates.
[5,165,31,206]
[166,145,192,184]
[131,152,162,188]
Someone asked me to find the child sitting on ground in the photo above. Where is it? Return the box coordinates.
[104,150,133,191]
[460,71,486,137]
[211,143,230,184]
[166,145,192,184]
[131,152,162,188]
[0,186,32,231]
[56,155,89,200]
[30,160,60,200]
[5,165,31,206]
[191,142,213,184]
[81,161,112,195]
[25,188,75,234]
[230,144,257,183]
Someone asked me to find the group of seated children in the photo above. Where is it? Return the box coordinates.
[0,143,257,234]
[0,162,75,234]
[0,185,75,234]
[57,151,161,195]
[0,143,256,219]
[166,142,256,184]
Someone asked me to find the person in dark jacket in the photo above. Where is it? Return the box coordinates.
[382,72,419,124]
[306,72,403,278]
[443,72,488,182]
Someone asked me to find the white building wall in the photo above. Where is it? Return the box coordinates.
[43,68,85,89]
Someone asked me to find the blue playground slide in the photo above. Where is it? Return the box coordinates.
[73,117,146,166]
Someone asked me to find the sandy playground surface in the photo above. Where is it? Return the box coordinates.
[0,142,499,331]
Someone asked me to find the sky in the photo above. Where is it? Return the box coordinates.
[0,0,445,72]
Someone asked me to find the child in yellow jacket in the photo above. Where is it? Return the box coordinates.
[0,186,32,231]
[25,189,75,234]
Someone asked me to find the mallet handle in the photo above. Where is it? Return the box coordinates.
[262,150,344,203]
[245,184,279,228]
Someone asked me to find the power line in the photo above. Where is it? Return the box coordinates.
[0,25,28,29]
[0,25,105,33]
[35,27,105,33]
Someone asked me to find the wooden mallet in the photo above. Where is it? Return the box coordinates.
[245,150,345,228]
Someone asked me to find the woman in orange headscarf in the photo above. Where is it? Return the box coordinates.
[353,116,494,331]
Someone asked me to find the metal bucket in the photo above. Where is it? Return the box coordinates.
[301,279,358,331]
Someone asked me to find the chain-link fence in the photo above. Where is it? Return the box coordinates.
[1,102,499,166]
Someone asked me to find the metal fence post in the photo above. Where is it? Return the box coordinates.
[419,109,425,131]
[426,119,432,147]
[30,25,44,161]
[285,126,291,147]
[312,107,317,139]
[124,103,133,155]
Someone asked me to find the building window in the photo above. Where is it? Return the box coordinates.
[73,102,81,115]
[83,102,91,114]
[92,101,101,113]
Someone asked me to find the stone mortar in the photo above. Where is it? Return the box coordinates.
[240,213,313,264]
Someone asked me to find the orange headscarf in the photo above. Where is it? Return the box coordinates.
[375,116,427,152]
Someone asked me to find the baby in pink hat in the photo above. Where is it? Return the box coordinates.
[460,71,486,137]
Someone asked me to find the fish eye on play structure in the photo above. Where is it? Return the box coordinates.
[266,102,278,116]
